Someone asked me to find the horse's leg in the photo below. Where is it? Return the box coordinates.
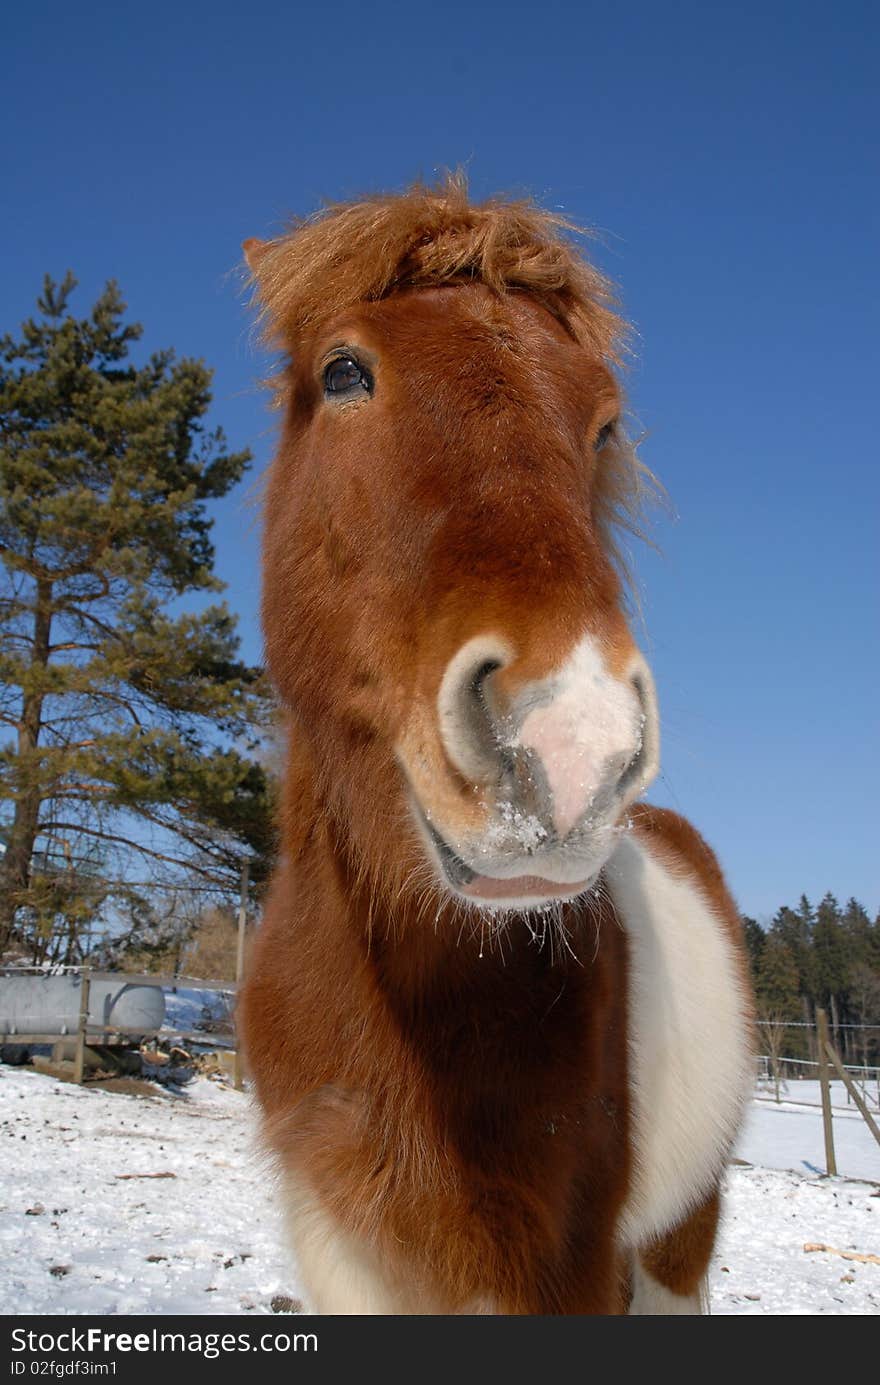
[628,1187,720,1315]
[281,1173,424,1314]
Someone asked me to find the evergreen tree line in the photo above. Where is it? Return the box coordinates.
[743,894,880,1067]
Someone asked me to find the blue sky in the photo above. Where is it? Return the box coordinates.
[5,0,877,919]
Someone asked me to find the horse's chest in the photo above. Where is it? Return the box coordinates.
[371,969,632,1309]
[283,1077,630,1314]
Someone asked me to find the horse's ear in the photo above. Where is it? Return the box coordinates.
[243,237,270,272]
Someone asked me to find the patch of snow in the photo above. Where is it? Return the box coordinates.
[736,1096,879,1183]
[0,1067,295,1315]
[711,1165,878,1315]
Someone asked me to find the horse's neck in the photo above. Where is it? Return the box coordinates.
[303,812,616,1064]
[283,747,622,1059]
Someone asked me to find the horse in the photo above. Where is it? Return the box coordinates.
[239,176,755,1315]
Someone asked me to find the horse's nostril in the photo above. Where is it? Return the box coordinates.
[618,661,660,799]
[465,658,506,774]
[469,659,502,709]
[437,637,514,784]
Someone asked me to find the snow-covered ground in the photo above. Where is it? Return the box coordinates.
[0,1069,292,1316]
[0,1066,876,1316]
[737,1097,878,1183]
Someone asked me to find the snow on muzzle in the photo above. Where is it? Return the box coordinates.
[429,633,660,905]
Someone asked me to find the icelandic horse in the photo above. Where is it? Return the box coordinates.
[240,178,754,1315]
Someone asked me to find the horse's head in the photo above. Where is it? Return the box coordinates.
[248,179,659,915]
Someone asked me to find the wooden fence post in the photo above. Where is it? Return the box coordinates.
[233,861,249,1092]
[816,1008,837,1176]
[73,967,92,1086]
[822,1036,880,1152]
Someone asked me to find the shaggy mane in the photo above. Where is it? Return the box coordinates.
[246,174,658,585]
[247,173,625,361]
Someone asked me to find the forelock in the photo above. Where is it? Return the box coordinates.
[246,173,627,366]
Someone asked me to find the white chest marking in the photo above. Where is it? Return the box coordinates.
[606,833,753,1245]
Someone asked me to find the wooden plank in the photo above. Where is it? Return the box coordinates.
[2,1027,154,1043]
[2,1025,232,1045]
[804,1243,880,1266]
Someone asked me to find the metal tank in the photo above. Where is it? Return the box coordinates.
[0,974,165,1039]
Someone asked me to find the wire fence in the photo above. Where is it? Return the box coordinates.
[756,1053,880,1113]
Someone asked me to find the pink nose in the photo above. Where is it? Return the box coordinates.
[516,703,629,838]
[437,633,659,841]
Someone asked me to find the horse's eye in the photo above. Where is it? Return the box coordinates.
[595,422,615,453]
[324,356,372,397]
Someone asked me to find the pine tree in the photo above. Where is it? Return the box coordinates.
[0,275,274,961]
[741,916,765,975]
[841,897,877,974]
[754,932,802,1020]
[841,898,880,1064]
[771,897,817,1011]
[754,930,805,1067]
[813,893,849,1052]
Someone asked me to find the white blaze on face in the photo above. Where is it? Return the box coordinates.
[513,636,648,839]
